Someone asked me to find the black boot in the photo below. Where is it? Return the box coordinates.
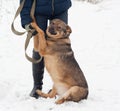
[30,50,44,99]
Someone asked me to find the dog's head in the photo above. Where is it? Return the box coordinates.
[46,19,72,39]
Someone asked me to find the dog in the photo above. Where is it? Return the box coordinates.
[31,19,88,104]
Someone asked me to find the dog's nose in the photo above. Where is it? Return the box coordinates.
[49,27,57,35]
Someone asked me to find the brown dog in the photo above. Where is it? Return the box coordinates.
[31,19,88,104]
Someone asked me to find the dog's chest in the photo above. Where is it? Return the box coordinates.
[44,55,59,77]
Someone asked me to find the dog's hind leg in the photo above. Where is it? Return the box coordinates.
[55,86,88,104]
[55,89,71,104]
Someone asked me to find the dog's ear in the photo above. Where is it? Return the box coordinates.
[66,25,72,37]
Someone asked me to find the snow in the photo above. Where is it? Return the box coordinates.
[0,0,120,111]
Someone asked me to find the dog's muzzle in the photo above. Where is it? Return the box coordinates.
[48,27,57,35]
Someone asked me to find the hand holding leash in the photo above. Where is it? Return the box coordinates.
[25,23,38,36]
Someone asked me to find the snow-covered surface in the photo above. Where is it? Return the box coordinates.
[0,0,120,111]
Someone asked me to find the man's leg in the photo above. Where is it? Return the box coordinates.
[30,51,44,98]
[53,10,68,24]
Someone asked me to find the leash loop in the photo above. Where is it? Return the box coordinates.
[11,0,42,63]
[11,0,26,35]
[25,31,43,63]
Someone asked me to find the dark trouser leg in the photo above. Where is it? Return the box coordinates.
[51,10,68,24]
[30,50,44,99]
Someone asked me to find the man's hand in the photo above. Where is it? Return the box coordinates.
[25,23,38,36]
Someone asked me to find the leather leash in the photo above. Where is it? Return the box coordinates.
[11,0,42,63]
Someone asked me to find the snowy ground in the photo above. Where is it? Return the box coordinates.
[0,0,120,111]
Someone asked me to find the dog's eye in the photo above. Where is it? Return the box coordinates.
[57,26,62,30]
[50,22,55,25]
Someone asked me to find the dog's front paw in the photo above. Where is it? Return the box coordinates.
[36,90,48,98]
[36,89,42,96]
